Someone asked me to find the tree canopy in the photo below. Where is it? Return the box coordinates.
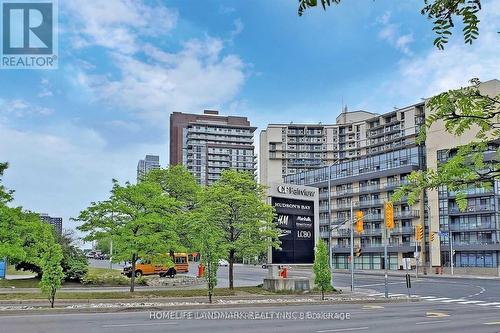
[76,179,182,292]
[202,170,280,289]
[298,0,483,49]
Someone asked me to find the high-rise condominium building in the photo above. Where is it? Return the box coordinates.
[170,110,256,186]
[40,214,63,235]
[137,155,160,182]
[282,79,500,275]
[260,105,423,186]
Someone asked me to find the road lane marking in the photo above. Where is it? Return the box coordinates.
[419,296,437,299]
[457,300,484,304]
[316,327,369,333]
[426,298,451,301]
[415,320,451,325]
[388,293,405,297]
[483,322,500,325]
[426,312,449,318]
[478,302,500,306]
[467,286,486,298]
[357,282,405,287]
[440,299,467,303]
[362,305,384,309]
[102,322,178,328]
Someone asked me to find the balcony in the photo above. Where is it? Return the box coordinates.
[320,231,330,238]
[364,214,383,221]
[395,210,420,219]
[390,226,415,235]
[384,181,409,190]
[448,205,495,215]
[449,224,499,232]
[334,188,354,197]
[358,184,381,193]
[359,199,383,207]
[361,228,383,236]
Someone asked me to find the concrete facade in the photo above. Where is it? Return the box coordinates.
[280,79,500,273]
[259,105,424,186]
[170,110,256,186]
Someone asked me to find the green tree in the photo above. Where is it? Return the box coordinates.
[202,170,280,289]
[75,179,182,292]
[298,0,484,50]
[144,166,201,251]
[1,163,64,307]
[15,230,89,281]
[95,236,112,255]
[39,242,64,308]
[193,207,227,303]
[313,240,332,300]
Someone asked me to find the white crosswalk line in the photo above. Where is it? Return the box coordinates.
[440,299,467,303]
[388,294,405,297]
[457,300,484,304]
[477,302,500,306]
[419,296,437,299]
[426,298,451,301]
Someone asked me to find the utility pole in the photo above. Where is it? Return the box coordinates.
[426,204,432,274]
[328,170,333,288]
[450,230,454,275]
[384,228,389,298]
[350,200,354,292]
[415,236,419,279]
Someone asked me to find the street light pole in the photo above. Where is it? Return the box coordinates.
[450,230,454,275]
[350,200,354,292]
[328,169,333,288]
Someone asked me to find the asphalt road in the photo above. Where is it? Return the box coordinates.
[331,272,500,302]
[86,260,500,303]
[1,302,499,332]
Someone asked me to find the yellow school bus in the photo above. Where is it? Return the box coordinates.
[122,253,189,278]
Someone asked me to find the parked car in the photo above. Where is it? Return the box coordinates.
[218,259,229,267]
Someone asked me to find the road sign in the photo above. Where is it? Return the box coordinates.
[402,258,411,270]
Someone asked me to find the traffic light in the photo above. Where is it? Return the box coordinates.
[355,247,362,257]
[385,201,394,230]
[355,211,364,233]
[415,224,424,241]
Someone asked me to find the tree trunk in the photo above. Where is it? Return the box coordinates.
[130,253,137,293]
[208,290,212,304]
[321,289,325,301]
[50,289,55,308]
[228,249,235,290]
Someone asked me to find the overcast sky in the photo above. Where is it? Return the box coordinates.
[1,0,499,234]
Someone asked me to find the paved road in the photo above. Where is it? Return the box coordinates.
[331,272,500,302]
[1,301,499,332]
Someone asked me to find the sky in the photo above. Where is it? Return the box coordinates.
[1,0,499,234]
